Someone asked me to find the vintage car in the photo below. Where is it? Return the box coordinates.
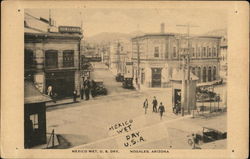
[91,79,108,96]
[115,73,124,82]
[187,127,227,147]
[122,78,134,89]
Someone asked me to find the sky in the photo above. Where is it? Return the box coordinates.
[25,8,227,37]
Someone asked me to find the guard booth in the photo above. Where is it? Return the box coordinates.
[170,71,198,113]
[24,80,51,148]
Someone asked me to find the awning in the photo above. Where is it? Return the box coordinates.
[24,80,52,104]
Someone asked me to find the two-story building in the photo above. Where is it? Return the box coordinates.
[24,13,83,98]
[131,33,221,88]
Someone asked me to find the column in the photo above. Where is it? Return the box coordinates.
[74,45,79,68]
[201,66,204,83]
[34,49,44,70]
[58,50,63,68]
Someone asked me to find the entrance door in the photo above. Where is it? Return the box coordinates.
[151,68,162,87]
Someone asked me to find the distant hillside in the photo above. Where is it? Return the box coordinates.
[85,31,144,44]
[205,29,227,37]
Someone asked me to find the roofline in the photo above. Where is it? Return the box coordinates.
[132,33,222,40]
[25,32,83,39]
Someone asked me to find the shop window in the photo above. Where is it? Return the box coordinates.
[45,50,58,68]
[30,114,39,130]
[154,47,159,57]
[63,50,74,67]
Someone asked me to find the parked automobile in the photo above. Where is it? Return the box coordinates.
[115,73,124,82]
[122,78,134,89]
[92,79,107,96]
[187,127,227,146]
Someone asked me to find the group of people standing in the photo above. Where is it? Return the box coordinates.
[79,77,96,102]
[143,96,165,120]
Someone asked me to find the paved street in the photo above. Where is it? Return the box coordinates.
[46,62,227,149]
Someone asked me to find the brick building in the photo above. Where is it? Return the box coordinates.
[24,13,83,98]
[131,33,221,88]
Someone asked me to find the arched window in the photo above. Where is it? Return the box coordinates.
[197,67,201,82]
[203,67,207,82]
[213,66,217,80]
[208,67,212,82]
[192,67,196,75]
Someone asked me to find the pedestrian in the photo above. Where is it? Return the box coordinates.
[80,84,84,100]
[143,98,148,114]
[158,102,165,120]
[84,78,90,100]
[73,90,77,103]
[47,85,53,97]
[152,96,158,112]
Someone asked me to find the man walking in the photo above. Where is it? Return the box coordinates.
[158,102,165,120]
[143,98,148,114]
[152,96,158,112]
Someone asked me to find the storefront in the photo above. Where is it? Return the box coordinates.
[45,71,75,98]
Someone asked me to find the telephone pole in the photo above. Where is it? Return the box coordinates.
[176,23,199,116]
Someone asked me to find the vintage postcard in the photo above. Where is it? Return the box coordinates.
[1,1,249,158]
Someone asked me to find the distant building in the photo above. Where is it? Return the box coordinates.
[108,39,132,75]
[24,12,83,98]
[132,32,221,88]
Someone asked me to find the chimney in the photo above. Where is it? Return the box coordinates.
[161,23,165,33]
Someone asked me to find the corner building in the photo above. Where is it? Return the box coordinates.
[131,33,221,88]
[25,31,82,98]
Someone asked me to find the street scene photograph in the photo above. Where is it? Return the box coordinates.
[24,7,227,150]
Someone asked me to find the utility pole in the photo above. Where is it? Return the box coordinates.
[176,23,199,116]
[136,24,141,90]
[117,40,121,75]
[136,38,140,90]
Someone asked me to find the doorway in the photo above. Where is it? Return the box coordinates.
[151,68,162,87]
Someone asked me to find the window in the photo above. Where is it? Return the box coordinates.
[197,47,200,57]
[203,47,206,57]
[208,48,211,57]
[213,47,217,56]
[192,48,195,57]
[45,50,58,68]
[173,47,176,58]
[30,114,39,129]
[154,47,159,57]
[165,50,169,59]
[63,50,74,67]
